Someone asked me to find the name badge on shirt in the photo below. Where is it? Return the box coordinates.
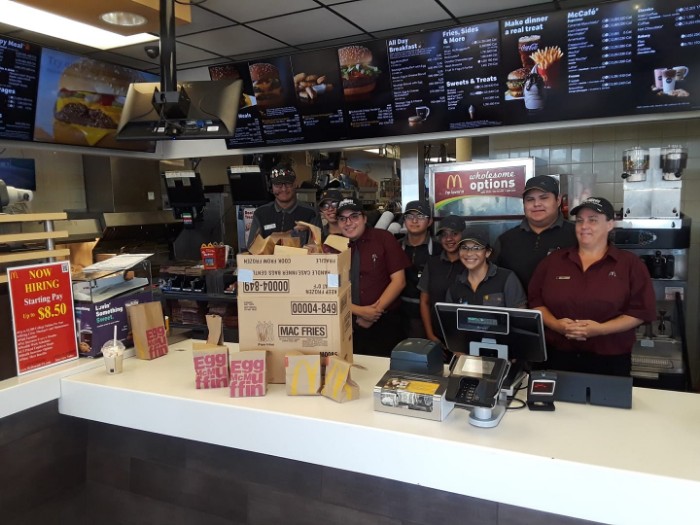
[555,275,571,280]
[263,223,277,231]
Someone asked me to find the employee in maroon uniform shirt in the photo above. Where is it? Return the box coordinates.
[528,197,656,376]
[337,197,411,357]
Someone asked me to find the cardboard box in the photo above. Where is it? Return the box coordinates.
[373,370,454,422]
[238,284,353,383]
[74,290,152,358]
[236,251,350,297]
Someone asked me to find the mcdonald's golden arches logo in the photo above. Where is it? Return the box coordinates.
[446,174,463,189]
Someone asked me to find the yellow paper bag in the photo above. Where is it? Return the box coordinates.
[285,352,321,396]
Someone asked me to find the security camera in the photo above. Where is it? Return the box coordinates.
[145,45,160,59]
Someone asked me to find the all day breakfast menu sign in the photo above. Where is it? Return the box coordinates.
[7,261,78,375]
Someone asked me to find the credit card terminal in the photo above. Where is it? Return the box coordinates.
[445,355,509,408]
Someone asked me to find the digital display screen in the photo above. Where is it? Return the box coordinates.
[33,48,158,151]
[0,37,41,142]
[213,0,700,151]
[459,357,495,377]
[456,308,509,335]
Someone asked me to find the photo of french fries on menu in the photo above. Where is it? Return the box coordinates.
[530,46,564,88]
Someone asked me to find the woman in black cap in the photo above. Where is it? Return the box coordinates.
[528,197,656,376]
[445,231,526,308]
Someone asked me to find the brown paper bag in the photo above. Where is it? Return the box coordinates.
[127,301,168,360]
[248,232,302,255]
[285,352,321,396]
[321,356,360,403]
[192,315,229,389]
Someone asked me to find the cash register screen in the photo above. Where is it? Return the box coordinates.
[435,302,547,364]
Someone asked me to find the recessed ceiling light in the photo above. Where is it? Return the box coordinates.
[100,11,148,27]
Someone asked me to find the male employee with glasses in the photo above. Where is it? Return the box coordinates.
[337,198,411,357]
[246,165,321,249]
[318,189,343,239]
[399,200,441,338]
[446,231,527,308]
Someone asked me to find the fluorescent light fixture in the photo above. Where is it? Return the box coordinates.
[2,1,158,50]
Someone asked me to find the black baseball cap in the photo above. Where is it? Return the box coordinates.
[337,197,363,215]
[319,189,343,204]
[457,232,490,249]
[269,166,296,185]
[523,175,559,196]
[403,200,431,216]
[436,215,465,233]
[570,197,615,220]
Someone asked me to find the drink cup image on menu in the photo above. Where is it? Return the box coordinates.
[518,35,540,68]
[653,68,666,90]
[416,106,430,120]
[663,69,677,95]
[673,66,689,81]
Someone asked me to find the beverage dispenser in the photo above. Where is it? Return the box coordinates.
[621,145,686,219]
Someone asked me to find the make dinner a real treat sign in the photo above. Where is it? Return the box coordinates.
[7,261,78,374]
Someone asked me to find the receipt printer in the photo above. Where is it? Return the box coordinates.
[390,338,444,376]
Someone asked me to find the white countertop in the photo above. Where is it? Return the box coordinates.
[53,340,700,525]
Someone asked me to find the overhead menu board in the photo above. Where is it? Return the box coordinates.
[0,37,41,142]
[213,0,700,151]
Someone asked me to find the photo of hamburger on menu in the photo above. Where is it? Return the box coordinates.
[506,68,530,99]
[249,62,284,108]
[338,45,381,98]
[38,59,145,148]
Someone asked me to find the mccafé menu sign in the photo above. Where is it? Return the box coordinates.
[212,0,700,150]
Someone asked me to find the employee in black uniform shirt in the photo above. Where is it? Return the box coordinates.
[493,175,576,288]
[246,165,321,249]
[447,232,527,308]
[399,200,441,338]
[417,215,465,357]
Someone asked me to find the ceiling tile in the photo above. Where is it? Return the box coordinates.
[178,25,284,56]
[331,0,451,33]
[247,9,361,46]
[198,0,319,23]
[439,0,552,19]
[177,6,233,36]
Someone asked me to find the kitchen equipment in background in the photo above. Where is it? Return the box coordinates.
[613,217,691,391]
[621,146,685,219]
[621,147,650,182]
[660,145,688,180]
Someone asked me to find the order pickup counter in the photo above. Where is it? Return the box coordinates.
[52,341,700,525]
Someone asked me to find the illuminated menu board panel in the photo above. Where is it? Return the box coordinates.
[501,0,700,124]
[216,0,700,150]
[0,37,40,141]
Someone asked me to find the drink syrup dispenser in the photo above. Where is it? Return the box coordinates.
[621,146,686,219]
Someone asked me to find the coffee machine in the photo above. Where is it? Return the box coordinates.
[615,145,691,390]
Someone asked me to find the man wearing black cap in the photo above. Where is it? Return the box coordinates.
[493,175,576,288]
[337,197,411,357]
[399,200,441,338]
[246,165,321,248]
[417,214,465,348]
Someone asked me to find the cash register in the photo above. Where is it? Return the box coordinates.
[435,302,548,428]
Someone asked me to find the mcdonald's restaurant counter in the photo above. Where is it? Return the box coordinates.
[15,339,690,525]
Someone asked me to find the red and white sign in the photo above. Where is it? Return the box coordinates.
[430,158,535,218]
[7,261,78,375]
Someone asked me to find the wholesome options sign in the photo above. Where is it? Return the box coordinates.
[431,158,533,218]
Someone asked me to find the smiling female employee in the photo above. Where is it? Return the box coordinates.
[337,197,411,357]
[446,232,527,308]
[528,197,656,376]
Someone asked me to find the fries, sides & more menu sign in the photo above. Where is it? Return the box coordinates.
[7,261,78,374]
